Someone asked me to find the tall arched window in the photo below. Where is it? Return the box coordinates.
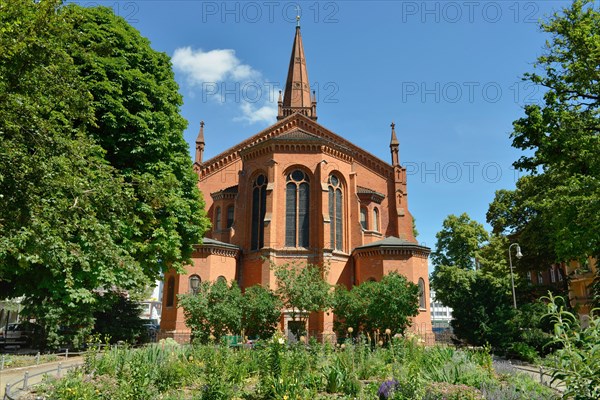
[166,276,175,307]
[189,275,201,294]
[226,205,235,228]
[328,174,343,251]
[360,207,368,230]
[251,174,267,250]
[286,170,310,247]
[214,207,221,231]
[418,278,426,309]
[373,208,380,232]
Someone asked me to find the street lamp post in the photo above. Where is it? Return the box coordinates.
[508,243,523,309]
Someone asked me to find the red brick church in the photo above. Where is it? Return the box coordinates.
[160,24,433,340]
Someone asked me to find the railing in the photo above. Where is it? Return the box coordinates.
[0,348,84,371]
[3,361,83,400]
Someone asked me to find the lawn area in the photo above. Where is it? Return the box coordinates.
[27,335,557,400]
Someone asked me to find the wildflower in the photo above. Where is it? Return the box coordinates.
[347,327,354,334]
[188,355,194,361]
[378,340,384,347]
[278,337,285,345]
[340,344,346,349]
[385,328,391,335]
[377,379,400,400]
[299,335,306,343]
[209,334,216,341]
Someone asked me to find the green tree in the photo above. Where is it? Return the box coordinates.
[0,0,140,347]
[502,0,599,263]
[272,262,331,336]
[178,279,243,343]
[242,285,282,339]
[430,213,489,270]
[0,1,209,346]
[63,4,210,277]
[333,272,419,338]
[430,215,555,356]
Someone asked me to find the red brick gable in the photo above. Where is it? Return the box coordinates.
[197,112,398,181]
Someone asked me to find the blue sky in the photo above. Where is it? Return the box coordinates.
[94,1,570,266]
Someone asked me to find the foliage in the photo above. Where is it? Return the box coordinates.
[0,1,209,346]
[333,272,419,337]
[242,284,282,339]
[178,279,243,343]
[490,0,600,264]
[62,4,210,276]
[92,291,145,344]
[431,213,488,270]
[431,215,555,356]
[543,293,600,399]
[272,261,331,333]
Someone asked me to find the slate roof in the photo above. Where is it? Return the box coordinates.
[356,186,386,198]
[354,236,428,250]
[201,238,241,250]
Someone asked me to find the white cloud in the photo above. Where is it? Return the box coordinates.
[173,46,277,125]
[172,47,258,85]
[237,102,278,124]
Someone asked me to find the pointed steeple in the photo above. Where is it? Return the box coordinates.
[195,121,205,164]
[390,122,400,166]
[277,23,317,120]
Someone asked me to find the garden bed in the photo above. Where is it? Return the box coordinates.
[25,336,558,400]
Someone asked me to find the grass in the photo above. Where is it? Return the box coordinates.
[1,353,60,369]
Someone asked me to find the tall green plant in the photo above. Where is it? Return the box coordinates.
[543,293,600,399]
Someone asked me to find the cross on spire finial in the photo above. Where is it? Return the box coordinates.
[295,5,301,27]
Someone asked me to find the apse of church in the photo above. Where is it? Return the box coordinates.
[161,23,433,340]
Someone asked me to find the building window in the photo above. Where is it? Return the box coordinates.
[217,275,227,284]
[550,267,556,283]
[226,205,234,229]
[538,271,544,284]
[373,207,379,232]
[360,207,367,230]
[166,276,175,307]
[526,271,532,282]
[189,275,201,294]
[418,278,426,309]
[328,174,343,251]
[214,207,221,231]
[251,174,267,250]
[286,169,310,247]
[558,267,564,281]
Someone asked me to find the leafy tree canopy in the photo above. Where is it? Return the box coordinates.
[0,0,209,344]
[333,272,419,338]
[431,213,488,270]
[272,261,331,324]
[495,0,600,264]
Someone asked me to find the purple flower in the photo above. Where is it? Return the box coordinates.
[378,379,400,400]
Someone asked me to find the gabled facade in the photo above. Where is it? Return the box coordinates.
[161,24,433,341]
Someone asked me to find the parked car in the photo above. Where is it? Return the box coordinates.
[141,319,160,342]
[0,322,40,346]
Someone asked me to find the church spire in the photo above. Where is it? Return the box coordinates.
[195,121,205,164]
[390,122,400,166]
[277,22,317,120]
